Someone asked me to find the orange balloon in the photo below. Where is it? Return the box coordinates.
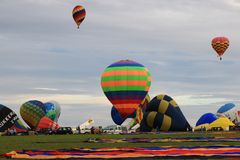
[211,37,229,60]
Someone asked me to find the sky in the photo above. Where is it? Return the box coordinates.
[0,0,240,127]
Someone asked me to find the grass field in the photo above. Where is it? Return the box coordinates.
[1,131,240,158]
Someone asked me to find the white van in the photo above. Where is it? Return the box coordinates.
[103,125,126,134]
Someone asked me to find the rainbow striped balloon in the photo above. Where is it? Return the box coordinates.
[101,60,151,119]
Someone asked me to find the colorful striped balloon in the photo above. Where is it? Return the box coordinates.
[72,5,86,29]
[101,60,151,119]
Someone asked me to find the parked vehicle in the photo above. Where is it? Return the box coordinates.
[36,128,54,135]
[103,125,126,134]
[55,127,73,134]
[80,127,91,134]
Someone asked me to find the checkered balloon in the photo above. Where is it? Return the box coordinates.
[211,37,229,60]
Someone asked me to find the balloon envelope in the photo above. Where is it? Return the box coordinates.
[20,100,46,130]
[44,101,61,122]
[141,94,191,132]
[196,113,218,126]
[217,103,239,125]
[211,36,229,59]
[72,5,86,28]
[111,107,125,125]
[0,104,27,132]
[10,119,28,133]
[101,60,151,119]
[217,103,235,114]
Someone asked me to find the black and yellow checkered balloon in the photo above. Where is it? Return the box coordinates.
[140,94,191,132]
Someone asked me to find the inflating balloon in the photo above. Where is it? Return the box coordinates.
[194,114,235,131]
[196,113,218,126]
[20,100,46,130]
[44,101,61,123]
[72,5,86,29]
[211,36,229,60]
[20,100,61,130]
[140,94,191,132]
[217,103,240,126]
[111,106,125,125]
[0,104,28,132]
[101,60,151,120]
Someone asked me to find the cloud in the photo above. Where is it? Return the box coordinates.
[1,93,109,106]
[33,87,60,91]
[174,94,228,106]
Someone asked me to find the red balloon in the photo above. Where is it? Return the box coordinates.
[211,37,229,60]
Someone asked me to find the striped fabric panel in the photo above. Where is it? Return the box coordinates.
[115,104,139,109]
[115,106,138,117]
[104,66,145,72]
[102,86,148,92]
[105,95,146,101]
[104,91,147,98]
[111,100,143,104]
[101,80,147,87]
[104,91,147,104]
[102,70,148,77]
[101,75,148,81]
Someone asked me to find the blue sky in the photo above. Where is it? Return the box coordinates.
[0,0,240,127]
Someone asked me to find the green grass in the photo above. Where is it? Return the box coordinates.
[0,131,240,156]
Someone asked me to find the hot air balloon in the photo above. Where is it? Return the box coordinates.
[72,5,86,29]
[44,101,61,123]
[20,100,46,130]
[0,104,28,133]
[211,36,229,60]
[140,94,191,132]
[217,103,240,126]
[196,113,218,126]
[101,60,151,120]
[111,106,125,125]
[194,114,235,131]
